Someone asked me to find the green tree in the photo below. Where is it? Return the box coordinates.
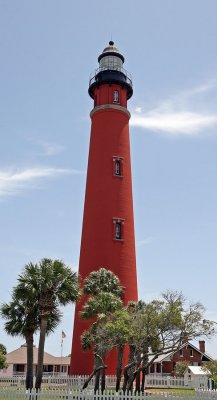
[104,309,132,392]
[16,258,79,390]
[1,289,38,389]
[0,344,7,355]
[81,268,123,392]
[0,352,7,370]
[81,292,123,392]
[175,361,189,377]
[81,292,123,320]
[1,284,61,390]
[82,268,123,297]
[121,292,214,394]
[202,360,217,388]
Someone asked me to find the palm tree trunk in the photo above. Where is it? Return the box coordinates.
[123,345,135,393]
[100,367,106,393]
[82,365,106,390]
[141,366,146,393]
[100,352,106,393]
[35,315,48,390]
[141,350,149,393]
[94,352,100,393]
[25,332,34,390]
[135,368,141,394]
[116,344,124,392]
[94,370,100,393]
[134,350,142,394]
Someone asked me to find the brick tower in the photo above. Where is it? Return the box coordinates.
[70,41,138,375]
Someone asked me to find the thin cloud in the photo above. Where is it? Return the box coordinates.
[0,167,85,198]
[131,81,217,136]
[137,237,154,247]
[131,112,217,135]
[27,139,65,156]
[37,141,65,156]
[179,80,217,98]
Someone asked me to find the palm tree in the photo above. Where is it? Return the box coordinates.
[1,284,61,390]
[82,267,123,297]
[1,288,38,390]
[80,292,123,320]
[81,294,123,393]
[81,268,123,392]
[104,309,131,392]
[17,258,79,390]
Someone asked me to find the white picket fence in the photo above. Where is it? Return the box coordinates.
[0,375,191,390]
[1,389,217,399]
[1,374,216,400]
[0,375,119,389]
[145,375,188,389]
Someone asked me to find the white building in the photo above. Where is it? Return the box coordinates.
[184,365,209,389]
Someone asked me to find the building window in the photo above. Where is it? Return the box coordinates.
[179,349,183,357]
[190,349,193,357]
[113,156,124,177]
[113,218,125,241]
[114,90,119,103]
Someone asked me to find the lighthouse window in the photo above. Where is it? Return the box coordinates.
[114,90,119,103]
[115,160,121,176]
[113,156,123,177]
[115,223,121,240]
[113,218,125,241]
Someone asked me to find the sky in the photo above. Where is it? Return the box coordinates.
[0,0,217,359]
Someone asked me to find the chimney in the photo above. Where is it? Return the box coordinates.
[199,340,205,353]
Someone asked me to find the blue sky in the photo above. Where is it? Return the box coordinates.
[0,0,217,359]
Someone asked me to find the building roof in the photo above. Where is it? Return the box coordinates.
[6,345,70,366]
[187,366,209,376]
[149,341,213,364]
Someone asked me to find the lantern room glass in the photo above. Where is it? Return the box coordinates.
[99,55,123,70]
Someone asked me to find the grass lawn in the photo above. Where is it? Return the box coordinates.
[147,388,195,393]
[0,385,199,399]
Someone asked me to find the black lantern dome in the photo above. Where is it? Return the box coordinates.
[89,41,133,100]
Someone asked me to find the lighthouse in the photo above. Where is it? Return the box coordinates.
[70,41,138,375]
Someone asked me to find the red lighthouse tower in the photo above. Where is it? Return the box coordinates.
[70,41,138,375]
